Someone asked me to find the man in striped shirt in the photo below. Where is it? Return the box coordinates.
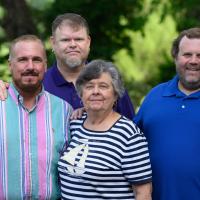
[0,35,72,199]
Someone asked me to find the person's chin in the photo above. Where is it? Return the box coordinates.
[89,106,103,112]
[21,82,41,91]
[185,76,200,84]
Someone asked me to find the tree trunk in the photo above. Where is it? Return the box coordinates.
[1,0,37,40]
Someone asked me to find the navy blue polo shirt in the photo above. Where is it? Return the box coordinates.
[134,76,200,200]
[43,63,135,119]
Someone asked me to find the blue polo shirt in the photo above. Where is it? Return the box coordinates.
[134,76,200,200]
[43,62,135,119]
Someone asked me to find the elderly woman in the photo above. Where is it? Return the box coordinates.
[58,59,152,200]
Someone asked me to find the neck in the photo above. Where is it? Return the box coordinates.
[178,81,200,95]
[23,96,36,110]
[85,109,120,131]
[17,87,41,110]
[57,61,84,84]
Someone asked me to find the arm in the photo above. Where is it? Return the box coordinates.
[133,182,152,200]
[0,80,9,100]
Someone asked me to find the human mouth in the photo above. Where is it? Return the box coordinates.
[22,70,39,76]
[90,99,103,102]
[67,51,80,55]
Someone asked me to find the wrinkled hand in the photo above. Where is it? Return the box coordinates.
[0,80,9,101]
[70,107,85,120]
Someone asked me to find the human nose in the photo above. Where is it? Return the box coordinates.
[92,85,100,94]
[69,39,77,47]
[27,59,34,69]
[189,55,199,64]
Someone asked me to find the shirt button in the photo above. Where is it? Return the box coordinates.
[181,105,185,109]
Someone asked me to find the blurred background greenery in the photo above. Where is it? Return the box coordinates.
[0,0,199,110]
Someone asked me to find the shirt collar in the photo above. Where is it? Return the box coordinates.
[9,82,45,112]
[51,62,71,86]
[51,61,89,86]
[163,75,200,98]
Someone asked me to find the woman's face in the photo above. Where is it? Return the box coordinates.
[81,72,117,113]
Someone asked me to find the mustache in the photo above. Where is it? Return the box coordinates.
[22,69,39,76]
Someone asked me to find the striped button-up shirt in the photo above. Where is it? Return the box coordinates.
[0,83,72,199]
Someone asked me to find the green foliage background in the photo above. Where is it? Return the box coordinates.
[0,0,200,109]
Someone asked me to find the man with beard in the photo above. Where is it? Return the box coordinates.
[43,13,91,110]
[0,35,72,199]
[44,13,135,119]
[134,27,200,200]
[0,13,135,119]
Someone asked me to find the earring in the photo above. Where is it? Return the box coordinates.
[113,101,117,108]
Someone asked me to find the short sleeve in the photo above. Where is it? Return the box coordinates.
[121,128,152,185]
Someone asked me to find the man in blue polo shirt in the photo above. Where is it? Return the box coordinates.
[134,27,200,200]
[0,13,135,119]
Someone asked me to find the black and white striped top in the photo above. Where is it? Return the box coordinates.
[58,115,152,199]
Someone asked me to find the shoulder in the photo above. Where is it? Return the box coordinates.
[44,62,58,79]
[44,90,72,109]
[114,116,143,138]
[148,81,170,96]
[115,89,135,119]
[43,67,53,85]
[140,79,174,105]
[46,65,54,72]
[134,79,175,123]
[70,114,86,126]
[44,65,54,78]
[117,89,132,103]
[70,112,87,126]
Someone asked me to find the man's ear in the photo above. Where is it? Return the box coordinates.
[50,36,55,50]
[88,35,91,47]
[44,61,47,72]
[8,59,12,72]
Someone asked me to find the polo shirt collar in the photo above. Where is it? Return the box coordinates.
[163,75,200,98]
[51,62,71,86]
[9,82,45,112]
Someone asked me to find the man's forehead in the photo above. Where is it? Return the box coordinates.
[14,40,43,47]
[178,36,200,55]
[180,36,200,46]
[12,41,42,53]
[56,23,87,34]
[12,41,45,57]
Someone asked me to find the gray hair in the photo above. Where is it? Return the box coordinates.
[52,13,90,36]
[76,59,125,98]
